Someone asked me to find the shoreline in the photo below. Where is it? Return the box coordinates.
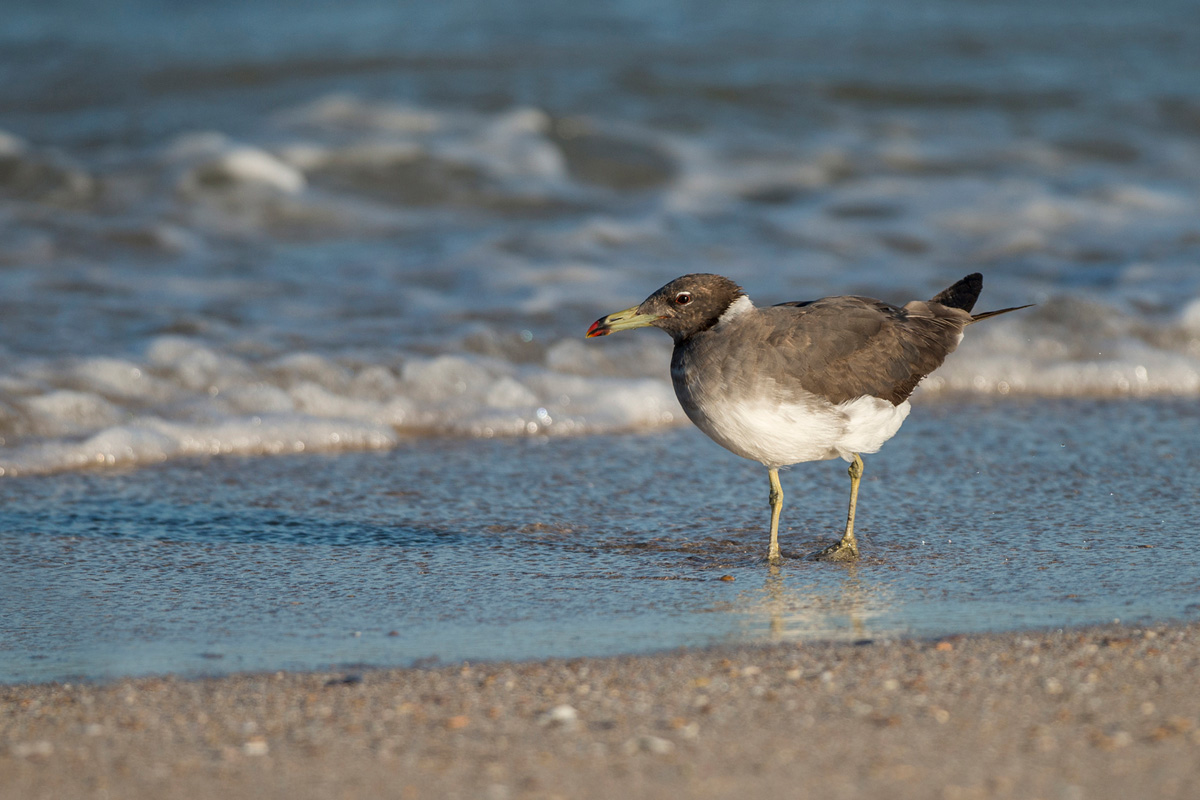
[4,620,1198,799]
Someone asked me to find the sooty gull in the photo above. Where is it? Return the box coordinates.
[586,273,1030,563]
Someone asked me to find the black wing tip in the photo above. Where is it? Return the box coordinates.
[930,273,984,312]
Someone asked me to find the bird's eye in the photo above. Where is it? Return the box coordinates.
[674,292,692,305]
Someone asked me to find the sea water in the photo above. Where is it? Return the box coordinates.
[1,0,1199,682]
[3,398,1197,683]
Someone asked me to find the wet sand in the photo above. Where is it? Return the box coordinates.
[4,621,1198,800]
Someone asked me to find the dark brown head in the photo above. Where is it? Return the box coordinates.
[586,274,747,344]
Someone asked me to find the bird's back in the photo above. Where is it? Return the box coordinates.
[678,296,972,407]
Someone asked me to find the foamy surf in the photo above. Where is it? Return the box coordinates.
[0,337,681,475]
[2,293,1198,476]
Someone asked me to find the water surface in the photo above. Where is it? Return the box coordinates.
[3,398,1196,683]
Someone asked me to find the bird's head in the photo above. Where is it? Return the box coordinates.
[585,274,747,344]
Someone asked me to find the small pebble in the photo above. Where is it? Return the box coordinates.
[325,674,362,686]
[243,738,269,757]
[541,704,579,727]
[625,734,674,755]
[13,741,54,758]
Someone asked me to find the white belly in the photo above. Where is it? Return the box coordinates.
[676,388,910,469]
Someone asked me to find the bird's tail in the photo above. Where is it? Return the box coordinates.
[931,272,1033,322]
[930,273,983,311]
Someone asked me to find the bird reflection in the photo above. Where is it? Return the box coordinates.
[732,563,899,643]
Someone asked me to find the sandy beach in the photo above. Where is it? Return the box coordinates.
[4,620,1198,800]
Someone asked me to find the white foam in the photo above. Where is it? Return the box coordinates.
[0,130,27,156]
[0,337,690,474]
[179,145,306,194]
[68,358,164,401]
[475,108,566,182]
[18,390,121,437]
[923,306,1200,398]
[1181,298,1200,334]
[0,416,396,477]
[280,95,443,134]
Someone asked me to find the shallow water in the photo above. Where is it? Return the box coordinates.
[2,398,1197,683]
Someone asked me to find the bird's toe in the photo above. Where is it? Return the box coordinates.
[810,540,860,562]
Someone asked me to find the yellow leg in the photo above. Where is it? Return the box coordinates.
[842,453,863,555]
[767,467,783,563]
[812,454,863,562]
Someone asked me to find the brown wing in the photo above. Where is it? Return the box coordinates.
[751,296,972,405]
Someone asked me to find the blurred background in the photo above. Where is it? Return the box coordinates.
[2,0,1200,474]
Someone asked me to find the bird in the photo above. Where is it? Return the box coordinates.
[585,273,1030,563]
